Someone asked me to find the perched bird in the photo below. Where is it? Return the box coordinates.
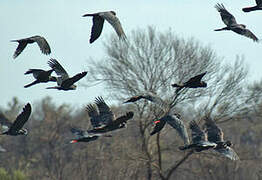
[69,127,112,144]
[124,93,189,145]
[24,69,57,88]
[47,59,87,91]
[179,120,217,152]
[204,117,240,160]
[242,0,262,12]
[87,96,134,133]
[11,35,51,59]
[171,72,207,93]
[0,103,31,136]
[215,3,259,42]
[82,11,126,43]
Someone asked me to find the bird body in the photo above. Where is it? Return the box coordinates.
[11,35,51,59]
[47,59,87,91]
[24,69,56,88]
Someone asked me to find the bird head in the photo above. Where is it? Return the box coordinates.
[240,24,246,29]
[225,140,232,147]
[19,129,28,135]
[71,85,77,90]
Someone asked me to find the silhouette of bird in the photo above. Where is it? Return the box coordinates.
[124,93,188,144]
[87,96,134,133]
[24,69,57,88]
[46,59,87,90]
[82,11,126,43]
[242,0,262,12]
[0,103,31,136]
[171,72,207,93]
[204,117,240,160]
[215,3,259,42]
[123,92,169,110]
[69,127,112,144]
[179,120,217,152]
[11,35,51,59]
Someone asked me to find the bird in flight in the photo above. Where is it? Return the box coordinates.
[24,69,57,88]
[11,35,51,59]
[179,120,217,152]
[204,117,240,160]
[0,103,31,136]
[47,59,87,91]
[82,11,126,43]
[171,72,207,93]
[215,3,259,42]
[242,0,262,12]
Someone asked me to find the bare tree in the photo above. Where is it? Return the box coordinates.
[86,26,249,179]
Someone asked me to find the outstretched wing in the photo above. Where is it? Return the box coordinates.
[86,104,101,128]
[29,36,51,55]
[9,103,31,133]
[12,40,28,59]
[204,118,224,143]
[100,11,127,40]
[90,15,105,43]
[95,97,114,125]
[233,27,259,42]
[48,59,69,82]
[186,72,207,84]
[215,3,237,26]
[61,72,87,87]
[190,120,206,144]
[113,111,134,125]
[166,114,190,145]
[70,127,89,137]
[215,147,240,160]
[123,95,144,103]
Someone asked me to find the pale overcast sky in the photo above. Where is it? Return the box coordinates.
[0,0,261,109]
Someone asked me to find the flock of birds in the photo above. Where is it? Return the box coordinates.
[1,1,261,158]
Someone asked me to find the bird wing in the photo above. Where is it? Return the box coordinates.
[95,96,114,125]
[12,41,28,59]
[48,59,69,82]
[204,118,224,143]
[8,103,31,133]
[86,104,101,128]
[190,120,207,144]
[215,147,240,160]
[61,71,87,87]
[232,27,259,42]
[113,111,134,125]
[123,95,143,103]
[186,72,207,84]
[143,93,169,110]
[30,36,51,55]
[215,3,237,26]
[70,127,89,137]
[100,11,126,39]
[89,15,105,43]
[150,118,167,136]
[166,114,190,145]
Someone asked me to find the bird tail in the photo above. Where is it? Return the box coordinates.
[242,7,257,12]
[24,80,39,88]
[214,27,230,31]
